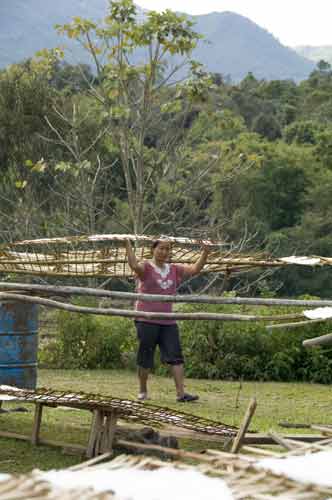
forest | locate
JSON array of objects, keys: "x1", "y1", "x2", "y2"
[{"x1": 1, "y1": 0, "x2": 332, "y2": 298}]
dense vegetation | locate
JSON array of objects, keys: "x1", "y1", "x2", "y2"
[
  {"x1": 2, "y1": 0, "x2": 332, "y2": 383},
  {"x1": 1, "y1": 35, "x2": 332, "y2": 295},
  {"x1": 41, "y1": 304, "x2": 332, "y2": 383}
]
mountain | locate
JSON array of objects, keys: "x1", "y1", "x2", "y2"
[
  {"x1": 294, "y1": 45, "x2": 332, "y2": 66},
  {"x1": 0, "y1": 2, "x2": 315, "y2": 81},
  {"x1": 191, "y1": 12, "x2": 314, "y2": 81},
  {"x1": 0, "y1": 0, "x2": 110, "y2": 69}
]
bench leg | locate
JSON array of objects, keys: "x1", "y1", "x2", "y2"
[
  {"x1": 101, "y1": 411, "x2": 118, "y2": 454},
  {"x1": 31, "y1": 403, "x2": 44, "y2": 446},
  {"x1": 86, "y1": 409, "x2": 118, "y2": 458}
]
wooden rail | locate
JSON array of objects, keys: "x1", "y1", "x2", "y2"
[
  {"x1": 1, "y1": 282, "x2": 332, "y2": 308},
  {"x1": 0, "y1": 291, "x2": 304, "y2": 322}
]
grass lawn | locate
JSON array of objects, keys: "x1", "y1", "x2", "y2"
[{"x1": 0, "y1": 369, "x2": 331, "y2": 474}]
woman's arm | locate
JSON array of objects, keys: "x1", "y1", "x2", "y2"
[
  {"x1": 126, "y1": 239, "x2": 145, "y2": 279},
  {"x1": 183, "y1": 244, "x2": 211, "y2": 277}
]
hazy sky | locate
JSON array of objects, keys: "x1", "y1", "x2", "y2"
[{"x1": 136, "y1": 0, "x2": 332, "y2": 47}]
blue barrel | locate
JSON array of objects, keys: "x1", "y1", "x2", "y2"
[{"x1": 0, "y1": 302, "x2": 38, "y2": 389}]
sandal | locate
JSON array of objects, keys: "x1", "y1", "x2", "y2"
[
  {"x1": 176, "y1": 393, "x2": 199, "y2": 402},
  {"x1": 137, "y1": 392, "x2": 150, "y2": 401}
]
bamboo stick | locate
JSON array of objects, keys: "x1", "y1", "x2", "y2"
[
  {"x1": 0, "y1": 258, "x2": 228, "y2": 266},
  {"x1": 278, "y1": 422, "x2": 311, "y2": 429},
  {"x1": 311, "y1": 425, "x2": 332, "y2": 435},
  {"x1": 231, "y1": 398, "x2": 257, "y2": 453},
  {"x1": 116, "y1": 439, "x2": 251, "y2": 464},
  {"x1": 266, "y1": 318, "x2": 327, "y2": 331},
  {"x1": 268, "y1": 431, "x2": 301, "y2": 451},
  {"x1": 0, "y1": 292, "x2": 304, "y2": 321},
  {"x1": 0, "y1": 429, "x2": 86, "y2": 453},
  {"x1": 303, "y1": 333, "x2": 332, "y2": 347},
  {"x1": 241, "y1": 445, "x2": 280, "y2": 457},
  {"x1": 243, "y1": 434, "x2": 324, "y2": 445},
  {"x1": 1, "y1": 282, "x2": 332, "y2": 308},
  {"x1": 69, "y1": 452, "x2": 113, "y2": 471}
]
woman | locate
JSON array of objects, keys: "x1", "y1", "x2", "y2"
[{"x1": 126, "y1": 238, "x2": 210, "y2": 402}]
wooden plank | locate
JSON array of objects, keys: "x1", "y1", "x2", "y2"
[
  {"x1": 86, "y1": 409, "x2": 104, "y2": 458},
  {"x1": 231, "y1": 397, "x2": 257, "y2": 453},
  {"x1": 96, "y1": 411, "x2": 105, "y2": 456},
  {"x1": 158, "y1": 425, "x2": 233, "y2": 444},
  {"x1": 31, "y1": 403, "x2": 43, "y2": 445},
  {"x1": 268, "y1": 431, "x2": 302, "y2": 451},
  {"x1": 117, "y1": 439, "x2": 232, "y2": 463},
  {"x1": 243, "y1": 434, "x2": 325, "y2": 445},
  {"x1": 279, "y1": 422, "x2": 311, "y2": 429},
  {"x1": 101, "y1": 411, "x2": 118, "y2": 454},
  {"x1": 0, "y1": 430, "x2": 86, "y2": 453},
  {"x1": 0, "y1": 430, "x2": 30, "y2": 441}
]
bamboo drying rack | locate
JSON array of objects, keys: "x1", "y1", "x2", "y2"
[{"x1": 1, "y1": 233, "x2": 331, "y2": 278}]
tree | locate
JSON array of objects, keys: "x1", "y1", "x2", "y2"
[
  {"x1": 252, "y1": 113, "x2": 282, "y2": 141},
  {"x1": 0, "y1": 59, "x2": 59, "y2": 174},
  {"x1": 317, "y1": 59, "x2": 332, "y2": 73},
  {"x1": 52, "y1": 0, "x2": 214, "y2": 235},
  {"x1": 283, "y1": 121, "x2": 319, "y2": 145}
]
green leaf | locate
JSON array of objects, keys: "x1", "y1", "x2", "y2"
[
  {"x1": 55, "y1": 161, "x2": 72, "y2": 173},
  {"x1": 15, "y1": 180, "x2": 27, "y2": 189}
]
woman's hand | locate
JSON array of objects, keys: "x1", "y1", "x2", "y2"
[
  {"x1": 126, "y1": 239, "x2": 145, "y2": 279},
  {"x1": 183, "y1": 241, "x2": 211, "y2": 277},
  {"x1": 201, "y1": 242, "x2": 212, "y2": 255}
]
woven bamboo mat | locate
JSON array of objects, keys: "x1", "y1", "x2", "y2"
[
  {"x1": 0, "y1": 233, "x2": 301, "y2": 278},
  {"x1": 0, "y1": 386, "x2": 237, "y2": 437},
  {"x1": 1, "y1": 451, "x2": 331, "y2": 500}
]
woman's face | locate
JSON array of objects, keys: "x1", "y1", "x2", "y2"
[{"x1": 152, "y1": 241, "x2": 171, "y2": 263}]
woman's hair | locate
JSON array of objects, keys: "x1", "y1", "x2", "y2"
[
  {"x1": 151, "y1": 239, "x2": 171, "y2": 250},
  {"x1": 152, "y1": 240, "x2": 161, "y2": 250}
]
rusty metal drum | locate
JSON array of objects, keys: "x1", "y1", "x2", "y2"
[{"x1": 0, "y1": 302, "x2": 38, "y2": 389}]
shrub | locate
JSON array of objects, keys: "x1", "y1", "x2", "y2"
[
  {"x1": 40, "y1": 307, "x2": 136, "y2": 370},
  {"x1": 178, "y1": 302, "x2": 332, "y2": 383},
  {"x1": 40, "y1": 297, "x2": 332, "y2": 384}
]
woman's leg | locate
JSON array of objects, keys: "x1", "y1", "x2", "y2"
[
  {"x1": 138, "y1": 366, "x2": 150, "y2": 394},
  {"x1": 170, "y1": 363, "x2": 185, "y2": 398},
  {"x1": 160, "y1": 324, "x2": 198, "y2": 402},
  {"x1": 135, "y1": 321, "x2": 159, "y2": 399}
]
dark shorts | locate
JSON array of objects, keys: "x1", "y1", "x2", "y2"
[{"x1": 135, "y1": 321, "x2": 184, "y2": 369}]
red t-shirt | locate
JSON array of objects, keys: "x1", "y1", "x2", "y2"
[{"x1": 135, "y1": 261, "x2": 185, "y2": 325}]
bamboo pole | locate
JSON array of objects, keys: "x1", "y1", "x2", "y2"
[
  {"x1": 116, "y1": 439, "x2": 252, "y2": 464},
  {"x1": 1, "y1": 282, "x2": 332, "y2": 308},
  {"x1": 311, "y1": 425, "x2": 332, "y2": 435},
  {"x1": 303, "y1": 333, "x2": 332, "y2": 347},
  {"x1": 69, "y1": 452, "x2": 113, "y2": 471},
  {"x1": 0, "y1": 292, "x2": 303, "y2": 322},
  {"x1": 278, "y1": 422, "x2": 311, "y2": 429},
  {"x1": 268, "y1": 431, "x2": 301, "y2": 451},
  {"x1": 241, "y1": 445, "x2": 280, "y2": 457},
  {"x1": 0, "y1": 258, "x2": 229, "y2": 266},
  {"x1": 266, "y1": 318, "x2": 327, "y2": 331},
  {"x1": 231, "y1": 398, "x2": 257, "y2": 453}
]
